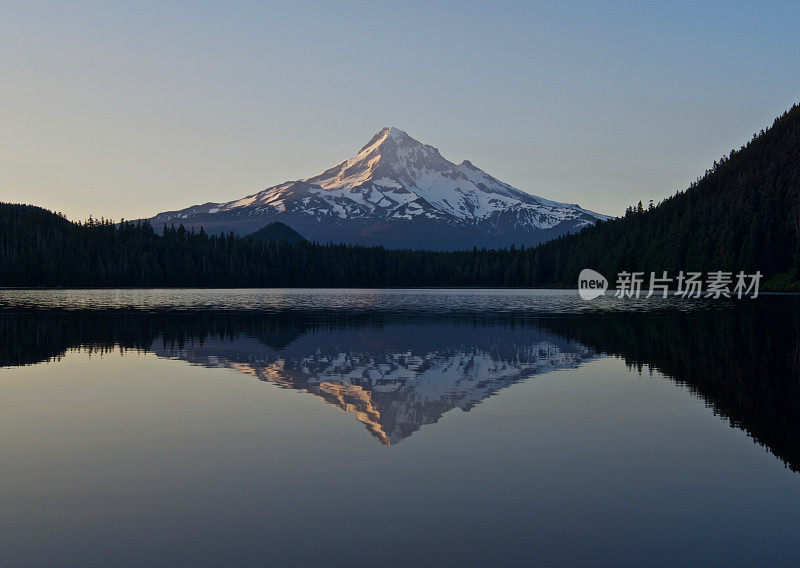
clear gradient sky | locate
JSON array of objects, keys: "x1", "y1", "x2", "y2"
[{"x1": 2, "y1": 0, "x2": 798, "y2": 221}]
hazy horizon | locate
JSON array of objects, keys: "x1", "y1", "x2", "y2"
[{"x1": 2, "y1": 1, "x2": 798, "y2": 221}]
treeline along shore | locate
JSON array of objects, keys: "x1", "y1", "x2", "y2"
[{"x1": 2, "y1": 103, "x2": 799, "y2": 289}]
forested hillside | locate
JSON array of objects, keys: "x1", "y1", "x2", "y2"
[
  {"x1": 528, "y1": 103, "x2": 800, "y2": 288},
  {"x1": 1, "y1": 103, "x2": 798, "y2": 289},
  {"x1": 250, "y1": 222, "x2": 306, "y2": 245}
]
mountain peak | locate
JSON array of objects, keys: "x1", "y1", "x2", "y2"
[
  {"x1": 148, "y1": 126, "x2": 611, "y2": 249},
  {"x1": 358, "y1": 126, "x2": 414, "y2": 153},
  {"x1": 381, "y1": 126, "x2": 408, "y2": 139},
  {"x1": 307, "y1": 126, "x2": 445, "y2": 191}
]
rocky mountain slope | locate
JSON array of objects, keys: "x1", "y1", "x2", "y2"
[{"x1": 147, "y1": 127, "x2": 609, "y2": 249}]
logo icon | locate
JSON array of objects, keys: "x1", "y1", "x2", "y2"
[{"x1": 578, "y1": 269, "x2": 608, "y2": 300}]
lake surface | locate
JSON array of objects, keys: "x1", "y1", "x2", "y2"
[{"x1": 2, "y1": 289, "x2": 799, "y2": 567}]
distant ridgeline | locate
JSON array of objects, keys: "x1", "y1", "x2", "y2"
[{"x1": 1, "y1": 103, "x2": 799, "y2": 288}]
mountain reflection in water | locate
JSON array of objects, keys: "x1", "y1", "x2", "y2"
[
  {"x1": 154, "y1": 325, "x2": 596, "y2": 445},
  {"x1": 2, "y1": 298, "x2": 799, "y2": 467}
]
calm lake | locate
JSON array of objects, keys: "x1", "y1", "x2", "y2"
[{"x1": 2, "y1": 289, "x2": 799, "y2": 567}]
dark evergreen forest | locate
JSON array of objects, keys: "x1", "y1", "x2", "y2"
[{"x1": 531, "y1": 103, "x2": 800, "y2": 288}]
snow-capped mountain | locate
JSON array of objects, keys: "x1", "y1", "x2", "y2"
[{"x1": 147, "y1": 127, "x2": 611, "y2": 249}]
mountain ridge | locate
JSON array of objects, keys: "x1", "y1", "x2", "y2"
[{"x1": 147, "y1": 127, "x2": 610, "y2": 249}]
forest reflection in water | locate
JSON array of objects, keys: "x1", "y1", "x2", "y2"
[{"x1": 2, "y1": 297, "x2": 799, "y2": 469}]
